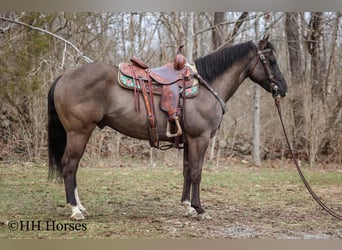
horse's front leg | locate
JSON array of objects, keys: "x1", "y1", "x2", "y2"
[
  {"x1": 183, "y1": 135, "x2": 211, "y2": 219},
  {"x1": 181, "y1": 144, "x2": 196, "y2": 216}
]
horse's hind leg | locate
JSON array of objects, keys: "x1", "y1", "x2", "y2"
[
  {"x1": 62, "y1": 129, "x2": 93, "y2": 220},
  {"x1": 74, "y1": 187, "x2": 89, "y2": 216}
]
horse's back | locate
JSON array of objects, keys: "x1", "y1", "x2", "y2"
[{"x1": 57, "y1": 62, "x2": 117, "y2": 94}]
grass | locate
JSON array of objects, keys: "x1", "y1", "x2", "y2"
[{"x1": 0, "y1": 160, "x2": 341, "y2": 239}]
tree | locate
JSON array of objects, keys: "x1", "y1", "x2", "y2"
[
  {"x1": 285, "y1": 12, "x2": 307, "y2": 153},
  {"x1": 252, "y1": 14, "x2": 261, "y2": 166},
  {"x1": 212, "y1": 12, "x2": 225, "y2": 50},
  {"x1": 1, "y1": 12, "x2": 341, "y2": 166},
  {"x1": 185, "y1": 12, "x2": 194, "y2": 62},
  {"x1": 308, "y1": 12, "x2": 324, "y2": 101}
]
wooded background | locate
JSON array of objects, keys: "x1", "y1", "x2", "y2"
[{"x1": 0, "y1": 12, "x2": 341, "y2": 167}]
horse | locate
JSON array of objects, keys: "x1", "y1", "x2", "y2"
[{"x1": 48, "y1": 35, "x2": 287, "y2": 220}]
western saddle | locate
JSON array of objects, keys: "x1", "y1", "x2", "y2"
[{"x1": 118, "y1": 46, "x2": 197, "y2": 148}]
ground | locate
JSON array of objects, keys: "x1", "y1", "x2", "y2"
[{"x1": 0, "y1": 158, "x2": 341, "y2": 239}]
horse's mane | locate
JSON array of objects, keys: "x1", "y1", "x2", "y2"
[{"x1": 194, "y1": 41, "x2": 256, "y2": 82}]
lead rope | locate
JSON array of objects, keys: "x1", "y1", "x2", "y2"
[{"x1": 275, "y1": 97, "x2": 342, "y2": 220}]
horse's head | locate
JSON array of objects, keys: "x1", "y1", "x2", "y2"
[{"x1": 248, "y1": 35, "x2": 288, "y2": 98}]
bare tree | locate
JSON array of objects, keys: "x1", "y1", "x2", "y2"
[
  {"x1": 308, "y1": 12, "x2": 324, "y2": 101},
  {"x1": 252, "y1": 14, "x2": 261, "y2": 166},
  {"x1": 285, "y1": 12, "x2": 307, "y2": 153},
  {"x1": 1, "y1": 12, "x2": 341, "y2": 166},
  {"x1": 227, "y1": 12, "x2": 249, "y2": 43},
  {"x1": 185, "y1": 12, "x2": 194, "y2": 62},
  {"x1": 212, "y1": 12, "x2": 225, "y2": 50}
]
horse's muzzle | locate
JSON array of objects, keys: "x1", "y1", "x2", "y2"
[{"x1": 271, "y1": 82, "x2": 287, "y2": 98}]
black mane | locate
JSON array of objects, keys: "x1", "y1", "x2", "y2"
[{"x1": 194, "y1": 41, "x2": 256, "y2": 82}]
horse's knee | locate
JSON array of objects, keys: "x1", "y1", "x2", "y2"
[{"x1": 190, "y1": 168, "x2": 202, "y2": 184}]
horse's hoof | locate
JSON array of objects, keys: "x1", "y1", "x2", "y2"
[
  {"x1": 198, "y1": 212, "x2": 212, "y2": 220},
  {"x1": 184, "y1": 207, "x2": 197, "y2": 217},
  {"x1": 81, "y1": 210, "x2": 90, "y2": 217},
  {"x1": 70, "y1": 212, "x2": 85, "y2": 221},
  {"x1": 182, "y1": 200, "x2": 197, "y2": 217}
]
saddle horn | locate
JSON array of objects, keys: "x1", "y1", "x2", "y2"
[{"x1": 174, "y1": 45, "x2": 186, "y2": 70}]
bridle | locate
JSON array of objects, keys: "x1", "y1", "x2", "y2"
[
  {"x1": 249, "y1": 43, "x2": 280, "y2": 98},
  {"x1": 196, "y1": 42, "x2": 280, "y2": 117}
]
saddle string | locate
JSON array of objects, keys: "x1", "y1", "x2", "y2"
[
  {"x1": 275, "y1": 97, "x2": 342, "y2": 220},
  {"x1": 129, "y1": 64, "x2": 140, "y2": 113}
]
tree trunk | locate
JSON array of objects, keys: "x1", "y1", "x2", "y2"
[
  {"x1": 252, "y1": 15, "x2": 261, "y2": 166},
  {"x1": 324, "y1": 12, "x2": 340, "y2": 101},
  {"x1": 252, "y1": 86, "x2": 261, "y2": 166},
  {"x1": 228, "y1": 12, "x2": 249, "y2": 42},
  {"x1": 212, "y1": 12, "x2": 225, "y2": 50},
  {"x1": 307, "y1": 12, "x2": 325, "y2": 166},
  {"x1": 285, "y1": 12, "x2": 307, "y2": 154},
  {"x1": 209, "y1": 12, "x2": 225, "y2": 161},
  {"x1": 308, "y1": 12, "x2": 324, "y2": 101},
  {"x1": 185, "y1": 12, "x2": 194, "y2": 62},
  {"x1": 319, "y1": 13, "x2": 341, "y2": 161}
]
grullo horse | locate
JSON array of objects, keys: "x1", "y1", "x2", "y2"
[{"x1": 48, "y1": 35, "x2": 287, "y2": 220}]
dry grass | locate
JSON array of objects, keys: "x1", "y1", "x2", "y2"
[{"x1": 0, "y1": 159, "x2": 341, "y2": 239}]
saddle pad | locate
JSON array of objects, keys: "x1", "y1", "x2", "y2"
[{"x1": 118, "y1": 71, "x2": 199, "y2": 98}]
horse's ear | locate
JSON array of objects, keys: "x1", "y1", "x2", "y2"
[
  {"x1": 262, "y1": 33, "x2": 270, "y2": 41},
  {"x1": 259, "y1": 32, "x2": 270, "y2": 49}
]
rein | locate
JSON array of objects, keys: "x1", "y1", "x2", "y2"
[
  {"x1": 195, "y1": 73, "x2": 226, "y2": 115},
  {"x1": 275, "y1": 95, "x2": 342, "y2": 220},
  {"x1": 256, "y1": 42, "x2": 342, "y2": 220}
]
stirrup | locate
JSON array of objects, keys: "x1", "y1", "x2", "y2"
[{"x1": 166, "y1": 117, "x2": 182, "y2": 138}]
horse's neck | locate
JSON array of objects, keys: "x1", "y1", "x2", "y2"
[{"x1": 210, "y1": 56, "x2": 251, "y2": 102}]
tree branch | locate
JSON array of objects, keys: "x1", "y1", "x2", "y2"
[
  {"x1": 0, "y1": 16, "x2": 93, "y2": 63},
  {"x1": 194, "y1": 12, "x2": 265, "y2": 37},
  {"x1": 227, "y1": 12, "x2": 249, "y2": 43}
]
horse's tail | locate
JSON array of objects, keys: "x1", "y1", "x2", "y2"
[{"x1": 48, "y1": 75, "x2": 65, "y2": 181}]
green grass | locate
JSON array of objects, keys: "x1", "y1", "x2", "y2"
[{"x1": 0, "y1": 162, "x2": 341, "y2": 239}]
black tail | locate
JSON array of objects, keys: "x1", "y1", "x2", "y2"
[{"x1": 48, "y1": 75, "x2": 65, "y2": 181}]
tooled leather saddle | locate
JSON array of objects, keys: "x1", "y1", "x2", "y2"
[{"x1": 118, "y1": 46, "x2": 199, "y2": 148}]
